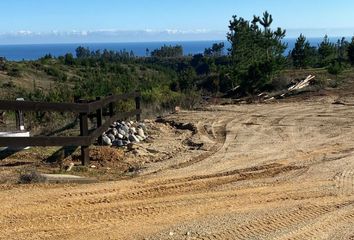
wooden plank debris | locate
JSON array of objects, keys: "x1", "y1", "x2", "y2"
[{"x1": 288, "y1": 75, "x2": 316, "y2": 91}]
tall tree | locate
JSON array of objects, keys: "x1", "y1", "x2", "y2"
[
  {"x1": 336, "y1": 37, "x2": 349, "y2": 63},
  {"x1": 178, "y1": 67, "x2": 197, "y2": 91},
  {"x1": 318, "y1": 35, "x2": 336, "y2": 67},
  {"x1": 204, "y1": 43, "x2": 225, "y2": 57},
  {"x1": 291, "y1": 34, "x2": 317, "y2": 68},
  {"x1": 75, "y1": 46, "x2": 90, "y2": 59},
  {"x1": 258, "y1": 11, "x2": 273, "y2": 31},
  {"x1": 227, "y1": 11, "x2": 286, "y2": 93},
  {"x1": 151, "y1": 45, "x2": 183, "y2": 58},
  {"x1": 347, "y1": 37, "x2": 354, "y2": 65},
  {"x1": 64, "y1": 53, "x2": 75, "y2": 65}
]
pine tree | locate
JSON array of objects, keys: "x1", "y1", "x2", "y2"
[
  {"x1": 204, "y1": 43, "x2": 225, "y2": 57},
  {"x1": 318, "y1": 35, "x2": 336, "y2": 67},
  {"x1": 336, "y1": 37, "x2": 349, "y2": 63},
  {"x1": 291, "y1": 34, "x2": 316, "y2": 68},
  {"x1": 227, "y1": 11, "x2": 286, "y2": 93},
  {"x1": 348, "y1": 37, "x2": 354, "y2": 65}
]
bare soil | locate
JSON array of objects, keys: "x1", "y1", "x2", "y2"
[{"x1": 1, "y1": 90, "x2": 354, "y2": 239}]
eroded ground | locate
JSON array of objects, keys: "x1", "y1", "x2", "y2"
[{"x1": 1, "y1": 95, "x2": 354, "y2": 239}]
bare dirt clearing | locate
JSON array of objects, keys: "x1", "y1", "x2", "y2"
[{"x1": 1, "y1": 95, "x2": 354, "y2": 239}]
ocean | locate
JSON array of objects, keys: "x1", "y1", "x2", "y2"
[{"x1": 0, "y1": 37, "x2": 343, "y2": 61}]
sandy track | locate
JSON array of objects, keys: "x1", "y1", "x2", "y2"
[{"x1": 1, "y1": 100, "x2": 354, "y2": 239}]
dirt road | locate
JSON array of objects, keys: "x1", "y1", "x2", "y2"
[{"x1": 1, "y1": 98, "x2": 354, "y2": 239}]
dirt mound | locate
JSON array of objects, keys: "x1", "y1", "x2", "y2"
[
  {"x1": 64, "y1": 146, "x2": 129, "y2": 171},
  {"x1": 89, "y1": 146, "x2": 125, "y2": 167}
]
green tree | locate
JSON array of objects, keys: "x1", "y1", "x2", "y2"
[
  {"x1": 0, "y1": 57, "x2": 7, "y2": 71},
  {"x1": 178, "y1": 67, "x2": 197, "y2": 91},
  {"x1": 348, "y1": 37, "x2": 354, "y2": 65},
  {"x1": 64, "y1": 53, "x2": 75, "y2": 65},
  {"x1": 151, "y1": 45, "x2": 183, "y2": 58},
  {"x1": 318, "y1": 35, "x2": 336, "y2": 67},
  {"x1": 327, "y1": 61, "x2": 344, "y2": 76},
  {"x1": 200, "y1": 74, "x2": 220, "y2": 93},
  {"x1": 291, "y1": 34, "x2": 317, "y2": 68},
  {"x1": 204, "y1": 43, "x2": 225, "y2": 57},
  {"x1": 75, "y1": 46, "x2": 91, "y2": 58},
  {"x1": 191, "y1": 54, "x2": 211, "y2": 75},
  {"x1": 227, "y1": 11, "x2": 286, "y2": 93},
  {"x1": 336, "y1": 37, "x2": 349, "y2": 64},
  {"x1": 256, "y1": 11, "x2": 273, "y2": 31}
]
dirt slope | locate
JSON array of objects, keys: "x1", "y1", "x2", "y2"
[{"x1": 1, "y1": 97, "x2": 354, "y2": 239}]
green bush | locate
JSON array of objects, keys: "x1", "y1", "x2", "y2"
[
  {"x1": 327, "y1": 61, "x2": 344, "y2": 75},
  {"x1": 44, "y1": 66, "x2": 67, "y2": 81},
  {"x1": 7, "y1": 68, "x2": 22, "y2": 77},
  {"x1": 2, "y1": 80, "x2": 15, "y2": 88}
]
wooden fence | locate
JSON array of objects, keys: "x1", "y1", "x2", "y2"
[{"x1": 0, "y1": 91, "x2": 141, "y2": 166}]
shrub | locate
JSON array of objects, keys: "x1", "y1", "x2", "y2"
[
  {"x1": 2, "y1": 80, "x2": 15, "y2": 88},
  {"x1": 327, "y1": 61, "x2": 344, "y2": 75},
  {"x1": 7, "y1": 68, "x2": 21, "y2": 77},
  {"x1": 45, "y1": 66, "x2": 67, "y2": 81},
  {"x1": 64, "y1": 53, "x2": 75, "y2": 65}
]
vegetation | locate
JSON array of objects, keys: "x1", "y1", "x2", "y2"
[
  {"x1": 151, "y1": 45, "x2": 183, "y2": 58},
  {"x1": 204, "y1": 43, "x2": 225, "y2": 57},
  {"x1": 1, "y1": 11, "x2": 354, "y2": 112},
  {"x1": 227, "y1": 11, "x2": 287, "y2": 94},
  {"x1": 348, "y1": 37, "x2": 354, "y2": 65},
  {"x1": 291, "y1": 34, "x2": 317, "y2": 69},
  {"x1": 318, "y1": 35, "x2": 337, "y2": 67}
]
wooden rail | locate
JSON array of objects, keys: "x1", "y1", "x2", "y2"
[{"x1": 0, "y1": 91, "x2": 142, "y2": 166}]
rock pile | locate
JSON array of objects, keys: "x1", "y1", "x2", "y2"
[{"x1": 101, "y1": 121, "x2": 148, "y2": 147}]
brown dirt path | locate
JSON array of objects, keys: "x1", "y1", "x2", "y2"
[{"x1": 1, "y1": 99, "x2": 354, "y2": 239}]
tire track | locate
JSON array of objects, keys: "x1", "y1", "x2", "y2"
[
  {"x1": 2, "y1": 186, "x2": 337, "y2": 240},
  {"x1": 55, "y1": 162, "x2": 286, "y2": 201},
  {"x1": 51, "y1": 164, "x2": 304, "y2": 207},
  {"x1": 3, "y1": 102, "x2": 354, "y2": 239},
  {"x1": 168, "y1": 118, "x2": 230, "y2": 170},
  {"x1": 276, "y1": 202, "x2": 354, "y2": 240},
  {"x1": 335, "y1": 169, "x2": 354, "y2": 196},
  {"x1": 195, "y1": 201, "x2": 354, "y2": 240},
  {"x1": 141, "y1": 117, "x2": 231, "y2": 175}
]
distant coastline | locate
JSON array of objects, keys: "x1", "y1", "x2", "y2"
[{"x1": 0, "y1": 37, "x2": 350, "y2": 61}]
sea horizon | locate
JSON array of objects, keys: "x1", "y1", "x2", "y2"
[{"x1": 0, "y1": 37, "x2": 350, "y2": 61}]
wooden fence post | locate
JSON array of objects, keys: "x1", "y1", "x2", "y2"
[
  {"x1": 15, "y1": 98, "x2": 25, "y2": 131},
  {"x1": 0, "y1": 92, "x2": 142, "y2": 166},
  {"x1": 96, "y1": 97, "x2": 103, "y2": 145},
  {"x1": 79, "y1": 100, "x2": 90, "y2": 166},
  {"x1": 135, "y1": 92, "x2": 141, "y2": 122},
  {"x1": 108, "y1": 94, "x2": 114, "y2": 117}
]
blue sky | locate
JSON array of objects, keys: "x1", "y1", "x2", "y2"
[{"x1": 1, "y1": 0, "x2": 354, "y2": 44}]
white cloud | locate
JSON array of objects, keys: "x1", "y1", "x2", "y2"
[
  {"x1": 1, "y1": 27, "x2": 353, "y2": 44},
  {"x1": 165, "y1": 29, "x2": 179, "y2": 34},
  {"x1": 144, "y1": 29, "x2": 156, "y2": 33},
  {"x1": 0, "y1": 29, "x2": 226, "y2": 44},
  {"x1": 7, "y1": 30, "x2": 33, "y2": 36}
]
